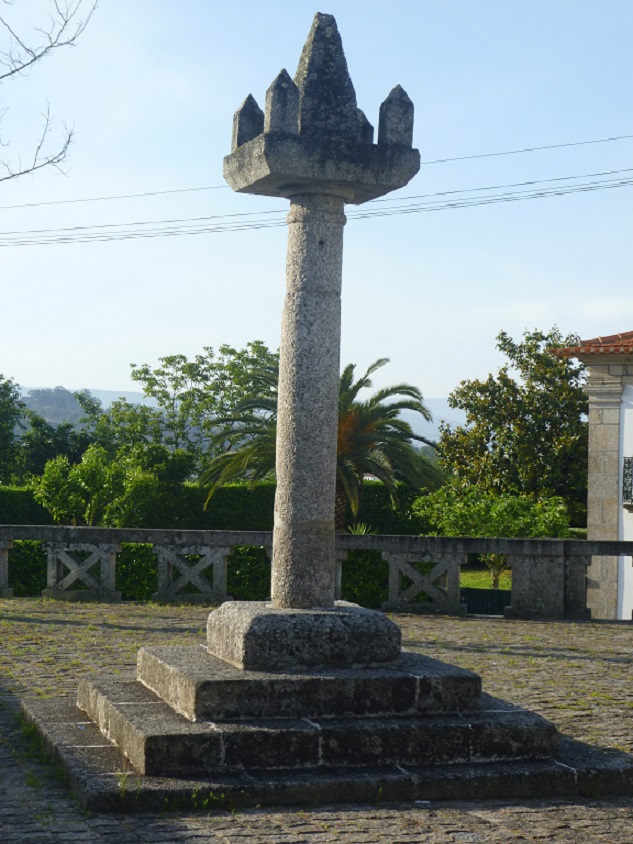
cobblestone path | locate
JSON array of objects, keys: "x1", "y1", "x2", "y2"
[{"x1": 1, "y1": 599, "x2": 631, "y2": 842}]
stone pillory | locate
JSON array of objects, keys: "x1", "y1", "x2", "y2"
[
  {"x1": 224, "y1": 13, "x2": 420, "y2": 617},
  {"x1": 64, "y1": 14, "x2": 574, "y2": 809}
]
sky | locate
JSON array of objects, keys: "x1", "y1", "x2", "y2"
[{"x1": 1, "y1": 0, "x2": 632, "y2": 408}]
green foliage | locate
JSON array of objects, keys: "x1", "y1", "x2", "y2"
[
  {"x1": 227, "y1": 547, "x2": 271, "y2": 601},
  {"x1": 340, "y1": 550, "x2": 389, "y2": 608},
  {"x1": 32, "y1": 444, "x2": 126, "y2": 525},
  {"x1": 0, "y1": 374, "x2": 25, "y2": 482},
  {"x1": 413, "y1": 485, "x2": 571, "y2": 587},
  {"x1": 412, "y1": 485, "x2": 571, "y2": 539},
  {"x1": 201, "y1": 482, "x2": 275, "y2": 531},
  {"x1": 438, "y1": 328, "x2": 588, "y2": 525},
  {"x1": 116, "y1": 544, "x2": 158, "y2": 601},
  {"x1": 17, "y1": 412, "x2": 93, "y2": 478},
  {"x1": 460, "y1": 565, "x2": 512, "y2": 590},
  {"x1": 335, "y1": 359, "x2": 442, "y2": 525},
  {"x1": 127, "y1": 341, "x2": 279, "y2": 468},
  {"x1": 7, "y1": 541, "x2": 47, "y2": 596},
  {"x1": 201, "y1": 357, "x2": 441, "y2": 529},
  {"x1": 0, "y1": 486, "x2": 53, "y2": 524},
  {"x1": 359, "y1": 482, "x2": 427, "y2": 535}
]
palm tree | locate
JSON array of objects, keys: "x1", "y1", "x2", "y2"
[{"x1": 199, "y1": 359, "x2": 442, "y2": 529}]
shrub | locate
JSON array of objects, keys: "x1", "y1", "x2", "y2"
[
  {"x1": 116, "y1": 544, "x2": 158, "y2": 601},
  {"x1": 8, "y1": 541, "x2": 47, "y2": 596}
]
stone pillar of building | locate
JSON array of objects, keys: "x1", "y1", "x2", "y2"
[
  {"x1": 555, "y1": 333, "x2": 633, "y2": 619},
  {"x1": 585, "y1": 365, "x2": 622, "y2": 618},
  {"x1": 207, "y1": 12, "x2": 420, "y2": 666}
]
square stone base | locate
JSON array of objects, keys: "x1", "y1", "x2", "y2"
[{"x1": 206, "y1": 601, "x2": 401, "y2": 670}]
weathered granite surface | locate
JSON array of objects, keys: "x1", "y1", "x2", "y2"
[
  {"x1": 137, "y1": 645, "x2": 482, "y2": 721},
  {"x1": 224, "y1": 13, "x2": 420, "y2": 610},
  {"x1": 2, "y1": 600, "x2": 633, "y2": 840},
  {"x1": 206, "y1": 601, "x2": 402, "y2": 670}
]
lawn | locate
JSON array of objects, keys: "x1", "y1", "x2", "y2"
[{"x1": 460, "y1": 565, "x2": 511, "y2": 590}]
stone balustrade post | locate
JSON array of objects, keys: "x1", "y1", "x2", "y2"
[{"x1": 0, "y1": 539, "x2": 13, "y2": 598}]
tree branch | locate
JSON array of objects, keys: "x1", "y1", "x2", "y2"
[
  {"x1": 0, "y1": 1, "x2": 96, "y2": 182},
  {"x1": 0, "y1": 1, "x2": 97, "y2": 82},
  {"x1": 0, "y1": 103, "x2": 74, "y2": 182}
]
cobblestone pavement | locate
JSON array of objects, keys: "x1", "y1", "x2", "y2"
[{"x1": 1, "y1": 599, "x2": 632, "y2": 843}]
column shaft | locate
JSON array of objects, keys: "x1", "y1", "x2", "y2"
[{"x1": 272, "y1": 193, "x2": 346, "y2": 608}]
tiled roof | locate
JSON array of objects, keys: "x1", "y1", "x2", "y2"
[{"x1": 553, "y1": 331, "x2": 633, "y2": 357}]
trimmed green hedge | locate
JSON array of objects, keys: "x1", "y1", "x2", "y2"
[
  {"x1": 0, "y1": 487, "x2": 53, "y2": 525},
  {"x1": 7, "y1": 541, "x2": 47, "y2": 596},
  {"x1": 0, "y1": 480, "x2": 422, "y2": 534},
  {"x1": 2, "y1": 479, "x2": 416, "y2": 607}
]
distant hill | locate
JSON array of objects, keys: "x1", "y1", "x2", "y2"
[
  {"x1": 83, "y1": 389, "x2": 156, "y2": 407},
  {"x1": 20, "y1": 388, "x2": 465, "y2": 440},
  {"x1": 20, "y1": 387, "x2": 156, "y2": 426},
  {"x1": 21, "y1": 387, "x2": 86, "y2": 426}
]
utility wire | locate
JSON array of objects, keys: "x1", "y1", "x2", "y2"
[
  {"x1": 1, "y1": 175, "x2": 630, "y2": 247},
  {"x1": 1, "y1": 168, "x2": 631, "y2": 239},
  {"x1": 421, "y1": 133, "x2": 633, "y2": 164},
  {"x1": 0, "y1": 132, "x2": 631, "y2": 211}
]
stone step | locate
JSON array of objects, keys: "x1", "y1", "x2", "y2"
[
  {"x1": 23, "y1": 696, "x2": 633, "y2": 812},
  {"x1": 78, "y1": 676, "x2": 558, "y2": 778},
  {"x1": 137, "y1": 645, "x2": 482, "y2": 722}
]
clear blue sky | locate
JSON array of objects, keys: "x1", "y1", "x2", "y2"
[{"x1": 1, "y1": 0, "x2": 631, "y2": 402}]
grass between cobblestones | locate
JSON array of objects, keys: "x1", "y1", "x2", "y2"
[
  {"x1": 0, "y1": 598, "x2": 631, "y2": 754},
  {"x1": 1, "y1": 599, "x2": 633, "y2": 842}
]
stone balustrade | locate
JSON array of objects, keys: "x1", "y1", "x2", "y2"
[{"x1": 1, "y1": 525, "x2": 632, "y2": 620}]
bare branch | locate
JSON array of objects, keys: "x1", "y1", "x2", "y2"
[
  {"x1": 0, "y1": 103, "x2": 74, "y2": 183},
  {"x1": 0, "y1": 0, "x2": 97, "y2": 82},
  {"x1": 0, "y1": 1, "x2": 95, "y2": 182}
]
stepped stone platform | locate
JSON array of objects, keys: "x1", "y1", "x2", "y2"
[
  {"x1": 16, "y1": 603, "x2": 633, "y2": 812},
  {"x1": 18, "y1": 600, "x2": 584, "y2": 811}
]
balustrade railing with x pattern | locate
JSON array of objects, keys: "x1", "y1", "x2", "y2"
[{"x1": 1, "y1": 526, "x2": 632, "y2": 620}]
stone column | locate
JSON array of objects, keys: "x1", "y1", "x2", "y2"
[
  {"x1": 273, "y1": 194, "x2": 346, "y2": 608},
  {"x1": 585, "y1": 367, "x2": 623, "y2": 618},
  {"x1": 210, "y1": 12, "x2": 419, "y2": 670}
]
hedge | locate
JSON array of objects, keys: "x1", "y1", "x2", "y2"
[
  {"x1": 2, "y1": 479, "x2": 418, "y2": 607},
  {"x1": 0, "y1": 487, "x2": 53, "y2": 525},
  {"x1": 0, "y1": 480, "x2": 422, "y2": 534}
]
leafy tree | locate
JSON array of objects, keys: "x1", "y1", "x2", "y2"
[
  {"x1": 92, "y1": 400, "x2": 167, "y2": 456},
  {"x1": 0, "y1": 374, "x2": 24, "y2": 482},
  {"x1": 438, "y1": 328, "x2": 588, "y2": 525},
  {"x1": 17, "y1": 411, "x2": 93, "y2": 477},
  {"x1": 32, "y1": 444, "x2": 125, "y2": 525},
  {"x1": 31, "y1": 440, "x2": 197, "y2": 528},
  {"x1": 412, "y1": 485, "x2": 571, "y2": 587},
  {"x1": 103, "y1": 445, "x2": 197, "y2": 528},
  {"x1": 0, "y1": 1, "x2": 97, "y2": 182},
  {"x1": 127, "y1": 341, "x2": 279, "y2": 469},
  {"x1": 200, "y1": 358, "x2": 442, "y2": 529}
]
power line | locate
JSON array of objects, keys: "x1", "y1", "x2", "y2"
[
  {"x1": 0, "y1": 168, "x2": 629, "y2": 239},
  {"x1": 0, "y1": 184, "x2": 227, "y2": 211},
  {"x1": 0, "y1": 132, "x2": 631, "y2": 211},
  {"x1": 421, "y1": 133, "x2": 633, "y2": 164},
  {"x1": 1, "y1": 174, "x2": 630, "y2": 247}
]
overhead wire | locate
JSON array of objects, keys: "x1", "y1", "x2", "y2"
[
  {"x1": 5, "y1": 167, "x2": 631, "y2": 240},
  {"x1": 1, "y1": 171, "x2": 631, "y2": 247}
]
